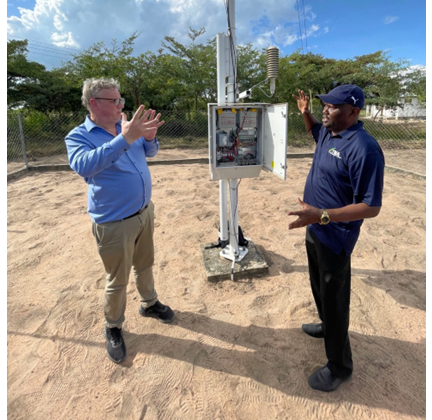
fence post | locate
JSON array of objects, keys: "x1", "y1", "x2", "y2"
[
  {"x1": 17, "y1": 113, "x2": 29, "y2": 169},
  {"x1": 309, "y1": 90, "x2": 313, "y2": 113}
]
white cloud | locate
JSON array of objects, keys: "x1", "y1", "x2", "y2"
[
  {"x1": 384, "y1": 15, "x2": 399, "y2": 24},
  {"x1": 306, "y1": 24, "x2": 319, "y2": 37},
  {"x1": 7, "y1": 0, "x2": 322, "y2": 68},
  {"x1": 51, "y1": 31, "x2": 79, "y2": 48}
]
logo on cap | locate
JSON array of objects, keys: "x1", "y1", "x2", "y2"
[{"x1": 315, "y1": 84, "x2": 365, "y2": 110}]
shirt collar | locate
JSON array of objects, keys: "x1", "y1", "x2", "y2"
[
  {"x1": 328, "y1": 121, "x2": 364, "y2": 140},
  {"x1": 84, "y1": 115, "x2": 122, "y2": 132},
  {"x1": 84, "y1": 115, "x2": 98, "y2": 132}
]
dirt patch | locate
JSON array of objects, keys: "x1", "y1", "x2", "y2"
[{"x1": 7, "y1": 158, "x2": 425, "y2": 419}]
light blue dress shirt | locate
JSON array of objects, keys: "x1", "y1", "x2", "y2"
[{"x1": 65, "y1": 116, "x2": 159, "y2": 223}]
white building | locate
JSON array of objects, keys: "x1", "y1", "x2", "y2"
[{"x1": 365, "y1": 96, "x2": 426, "y2": 119}]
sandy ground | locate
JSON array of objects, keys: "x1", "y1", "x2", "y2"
[
  {"x1": 7, "y1": 147, "x2": 427, "y2": 178},
  {"x1": 7, "y1": 154, "x2": 426, "y2": 419}
]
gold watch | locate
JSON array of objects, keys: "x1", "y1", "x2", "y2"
[{"x1": 319, "y1": 209, "x2": 330, "y2": 225}]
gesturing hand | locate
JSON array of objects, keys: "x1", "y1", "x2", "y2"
[
  {"x1": 287, "y1": 198, "x2": 321, "y2": 229},
  {"x1": 121, "y1": 105, "x2": 165, "y2": 144},
  {"x1": 292, "y1": 90, "x2": 309, "y2": 114}
]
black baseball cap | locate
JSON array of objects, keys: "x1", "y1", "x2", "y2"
[{"x1": 315, "y1": 84, "x2": 365, "y2": 110}]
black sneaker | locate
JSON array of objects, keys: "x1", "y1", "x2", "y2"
[
  {"x1": 139, "y1": 301, "x2": 175, "y2": 323},
  {"x1": 104, "y1": 327, "x2": 126, "y2": 363}
]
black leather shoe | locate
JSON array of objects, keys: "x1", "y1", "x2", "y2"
[
  {"x1": 302, "y1": 322, "x2": 324, "y2": 338},
  {"x1": 308, "y1": 366, "x2": 351, "y2": 392},
  {"x1": 139, "y1": 301, "x2": 175, "y2": 323},
  {"x1": 104, "y1": 327, "x2": 126, "y2": 363}
]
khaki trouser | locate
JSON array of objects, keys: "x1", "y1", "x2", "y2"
[{"x1": 92, "y1": 201, "x2": 158, "y2": 329}]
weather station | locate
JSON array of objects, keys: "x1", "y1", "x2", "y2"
[{"x1": 201, "y1": 0, "x2": 289, "y2": 281}]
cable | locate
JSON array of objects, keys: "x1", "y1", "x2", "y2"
[
  {"x1": 224, "y1": 0, "x2": 237, "y2": 102},
  {"x1": 303, "y1": 0, "x2": 309, "y2": 53},
  {"x1": 8, "y1": 41, "x2": 74, "y2": 56},
  {"x1": 259, "y1": 87, "x2": 273, "y2": 98},
  {"x1": 7, "y1": 35, "x2": 80, "y2": 53},
  {"x1": 7, "y1": 36, "x2": 77, "y2": 61},
  {"x1": 233, "y1": 178, "x2": 241, "y2": 246},
  {"x1": 296, "y1": 0, "x2": 304, "y2": 54},
  {"x1": 26, "y1": 50, "x2": 73, "y2": 60},
  {"x1": 230, "y1": 259, "x2": 235, "y2": 281},
  {"x1": 25, "y1": 45, "x2": 73, "y2": 56},
  {"x1": 233, "y1": 109, "x2": 248, "y2": 155}
]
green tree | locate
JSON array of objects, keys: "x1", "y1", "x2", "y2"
[
  {"x1": 274, "y1": 50, "x2": 415, "y2": 116},
  {"x1": 161, "y1": 28, "x2": 217, "y2": 110},
  {"x1": 61, "y1": 32, "x2": 159, "y2": 110},
  {"x1": 7, "y1": 39, "x2": 46, "y2": 109},
  {"x1": 404, "y1": 67, "x2": 426, "y2": 104}
]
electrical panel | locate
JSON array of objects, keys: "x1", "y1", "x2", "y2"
[{"x1": 208, "y1": 103, "x2": 288, "y2": 181}]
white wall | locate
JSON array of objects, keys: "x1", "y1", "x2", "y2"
[{"x1": 365, "y1": 98, "x2": 426, "y2": 119}]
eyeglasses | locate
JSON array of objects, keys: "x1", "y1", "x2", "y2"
[{"x1": 94, "y1": 97, "x2": 125, "y2": 106}]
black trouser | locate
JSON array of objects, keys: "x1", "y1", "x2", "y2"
[{"x1": 306, "y1": 228, "x2": 353, "y2": 378}]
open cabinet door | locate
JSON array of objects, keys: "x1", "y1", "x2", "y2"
[{"x1": 262, "y1": 103, "x2": 288, "y2": 180}]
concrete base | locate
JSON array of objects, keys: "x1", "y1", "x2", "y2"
[{"x1": 201, "y1": 239, "x2": 269, "y2": 282}]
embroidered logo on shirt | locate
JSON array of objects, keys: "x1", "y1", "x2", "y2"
[{"x1": 328, "y1": 147, "x2": 342, "y2": 159}]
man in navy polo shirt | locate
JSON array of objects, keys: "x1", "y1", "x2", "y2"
[
  {"x1": 288, "y1": 84, "x2": 384, "y2": 392},
  {"x1": 65, "y1": 78, "x2": 175, "y2": 364}
]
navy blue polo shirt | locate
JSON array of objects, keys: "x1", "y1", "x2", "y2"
[{"x1": 304, "y1": 121, "x2": 384, "y2": 255}]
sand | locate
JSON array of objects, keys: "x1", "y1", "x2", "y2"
[{"x1": 7, "y1": 154, "x2": 426, "y2": 419}]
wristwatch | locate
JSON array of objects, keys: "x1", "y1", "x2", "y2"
[{"x1": 319, "y1": 209, "x2": 331, "y2": 225}]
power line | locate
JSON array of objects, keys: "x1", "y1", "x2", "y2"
[
  {"x1": 301, "y1": 0, "x2": 309, "y2": 53},
  {"x1": 27, "y1": 45, "x2": 74, "y2": 57},
  {"x1": 7, "y1": 35, "x2": 81, "y2": 53},
  {"x1": 296, "y1": 0, "x2": 304, "y2": 54},
  {"x1": 26, "y1": 50, "x2": 73, "y2": 61},
  {"x1": 7, "y1": 36, "x2": 78, "y2": 62}
]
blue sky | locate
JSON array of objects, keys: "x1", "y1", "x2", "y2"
[{"x1": 6, "y1": 0, "x2": 426, "y2": 70}]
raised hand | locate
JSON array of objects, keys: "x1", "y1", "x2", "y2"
[
  {"x1": 292, "y1": 90, "x2": 310, "y2": 114},
  {"x1": 121, "y1": 105, "x2": 165, "y2": 144}
]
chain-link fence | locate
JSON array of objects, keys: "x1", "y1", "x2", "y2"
[{"x1": 7, "y1": 109, "x2": 426, "y2": 175}]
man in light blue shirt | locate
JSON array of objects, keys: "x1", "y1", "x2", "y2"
[{"x1": 65, "y1": 78, "x2": 175, "y2": 363}]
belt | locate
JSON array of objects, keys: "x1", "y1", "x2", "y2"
[{"x1": 123, "y1": 204, "x2": 148, "y2": 220}]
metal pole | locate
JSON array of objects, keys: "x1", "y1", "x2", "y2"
[
  {"x1": 228, "y1": 179, "x2": 239, "y2": 256},
  {"x1": 215, "y1": 0, "x2": 247, "y2": 263},
  {"x1": 18, "y1": 113, "x2": 29, "y2": 169},
  {"x1": 226, "y1": 0, "x2": 241, "y2": 259},
  {"x1": 226, "y1": 0, "x2": 236, "y2": 104},
  {"x1": 216, "y1": 33, "x2": 227, "y2": 105},
  {"x1": 216, "y1": 33, "x2": 229, "y2": 244}
]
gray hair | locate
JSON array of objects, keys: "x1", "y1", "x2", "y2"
[{"x1": 81, "y1": 78, "x2": 120, "y2": 111}]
